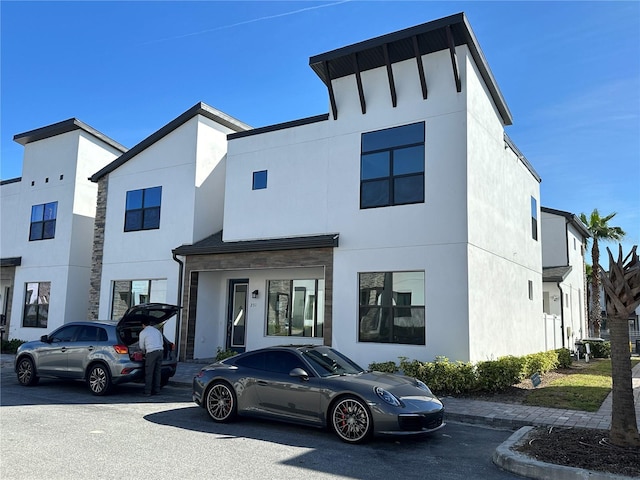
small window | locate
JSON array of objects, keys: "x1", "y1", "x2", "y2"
[
  {"x1": 29, "y1": 202, "x2": 57, "y2": 241},
  {"x1": 23, "y1": 282, "x2": 50, "y2": 328},
  {"x1": 528, "y1": 280, "x2": 534, "y2": 300},
  {"x1": 253, "y1": 170, "x2": 267, "y2": 190},
  {"x1": 531, "y1": 197, "x2": 538, "y2": 241},
  {"x1": 124, "y1": 186, "x2": 162, "y2": 232}
]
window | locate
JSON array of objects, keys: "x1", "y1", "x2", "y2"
[
  {"x1": 528, "y1": 280, "x2": 534, "y2": 300},
  {"x1": 531, "y1": 197, "x2": 538, "y2": 240},
  {"x1": 49, "y1": 325, "x2": 81, "y2": 342},
  {"x1": 23, "y1": 282, "x2": 50, "y2": 328},
  {"x1": 267, "y1": 279, "x2": 324, "y2": 337},
  {"x1": 29, "y1": 202, "x2": 57, "y2": 241},
  {"x1": 253, "y1": 170, "x2": 267, "y2": 190},
  {"x1": 76, "y1": 325, "x2": 108, "y2": 342},
  {"x1": 360, "y1": 122, "x2": 425, "y2": 209},
  {"x1": 359, "y1": 271, "x2": 425, "y2": 345},
  {"x1": 124, "y1": 186, "x2": 162, "y2": 231},
  {"x1": 110, "y1": 279, "x2": 167, "y2": 320}
]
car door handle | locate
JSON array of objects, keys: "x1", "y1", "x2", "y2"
[
  {"x1": 87, "y1": 346, "x2": 94, "y2": 351},
  {"x1": 257, "y1": 380, "x2": 269, "y2": 386},
  {"x1": 60, "y1": 347, "x2": 67, "y2": 352}
]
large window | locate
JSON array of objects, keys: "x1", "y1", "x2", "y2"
[
  {"x1": 29, "y1": 202, "x2": 57, "y2": 241},
  {"x1": 267, "y1": 279, "x2": 324, "y2": 337},
  {"x1": 360, "y1": 122, "x2": 425, "y2": 209},
  {"x1": 124, "y1": 186, "x2": 162, "y2": 232},
  {"x1": 359, "y1": 271, "x2": 425, "y2": 345},
  {"x1": 23, "y1": 282, "x2": 50, "y2": 328},
  {"x1": 110, "y1": 279, "x2": 167, "y2": 319}
]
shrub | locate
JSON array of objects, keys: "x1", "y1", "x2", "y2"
[
  {"x1": 522, "y1": 351, "x2": 558, "y2": 377},
  {"x1": 555, "y1": 348, "x2": 572, "y2": 368},
  {"x1": 215, "y1": 347, "x2": 238, "y2": 361},
  {"x1": 476, "y1": 356, "x2": 524, "y2": 392},
  {"x1": 584, "y1": 340, "x2": 611, "y2": 359},
  {"x1": 1, "y1": 339, "x2": 25, "y2": 354},
  {"x1": 416, "y1": 357, "x2": 476, "y2": 395},
  {"x1": 368, "y1": 361, "x2": 398, "y2": 373}
]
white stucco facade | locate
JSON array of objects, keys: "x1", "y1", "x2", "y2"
[{"x1": 1, "y1": 123, "x2": 124, "y2": 341}]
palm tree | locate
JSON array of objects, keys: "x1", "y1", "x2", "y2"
[
  {"x1": 600, "y1": 245, "x2": 640, "y2": 448},
  {"x1": 579, "y1": 210, "x2": 625, "y2": 337}
]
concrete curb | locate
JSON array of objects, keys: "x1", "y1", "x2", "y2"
[{"x1": 493, "y1": 426, "x2": 637, "y2": 480}]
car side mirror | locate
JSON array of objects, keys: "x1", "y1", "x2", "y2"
[
  {"x1": 40, "y1": 335, "x2": 50, "y2": 343},
  {"x1": 289, "y1": 367, "x2": 309, "y2": 380}
]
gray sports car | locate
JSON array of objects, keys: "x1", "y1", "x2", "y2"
[{"x1": 192, "y1": 345, "x2": 445, "y2": 443}]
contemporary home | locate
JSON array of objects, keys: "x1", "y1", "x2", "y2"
[
  {"x1": 87, "y1": 103, "x2": 250, "y2": 346},
  {"x1": 540, "y1": 207, "x2": 591, "y2": 350},
  {"x1": 1, "y1": 119, "x2": 126, "y2": 342},
  {"x1": 3, "y1": 13, "x2": 561, "y2": 368},
  {"x1": 170, "y1": 13, "x2": 545, "y2": 367}
]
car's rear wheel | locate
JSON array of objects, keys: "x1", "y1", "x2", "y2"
[
  {"x1": 330, "y1": 395, "x2": 373, "y2": 444},
  {"x1": 205, "y1": 381, "x2": 237, "y2": 422},
  {"x1": 87, "y1": 364, "x2": 112, "y2": 396},
  {"x1": 16, "y1": 357, "x2": 39, "y2": 386}
]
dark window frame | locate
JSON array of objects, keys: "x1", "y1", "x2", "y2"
[
  {"x1": 252, "y1": 170, "x2": 268, "y2": 190},
  {"x1": 360, "y1": 122, "x2": 425, "y2": 209},
  {"x1": 29, "y1": 201, "x2": 58, "y2": 241},
  {"x1": 531, "y1": 196, "x2": 538, "y2": 241},
  {"x1": 23, "y1": 281, "x2": 51, "y2": 328},
  {"x1": 124, "y1": 186, "x2": 162, "y2": 232}
]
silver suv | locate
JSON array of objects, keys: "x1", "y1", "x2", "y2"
[{"x1": 14, "y1": 303, "x2": 179, "y2": 395}]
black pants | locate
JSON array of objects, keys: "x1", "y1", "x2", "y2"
[{"x1": 144, "y1": 349, "x2": 163, "y2": 394}]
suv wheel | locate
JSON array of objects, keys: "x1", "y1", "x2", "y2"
[
  {"x1": 87, "y1": 364, "x2": 112, "y2": 396},
  {"x1": 16, "y1": 357, "x2": 39, "y2": 386}
]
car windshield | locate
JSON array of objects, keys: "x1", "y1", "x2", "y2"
[{"x1": 301, "y1": 347, "x2": 365, "y2": 377}]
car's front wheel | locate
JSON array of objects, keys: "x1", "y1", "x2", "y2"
[
  {"x1": 16, "y1": 357, "x2": 39, "y2": 386},
  {"x1": 330, "y1": 395, "x2": 373, "y2": 444},
  {"x1": 87, "y1": 364, "x2": 112, "y2": 396},
  {"x1": 205, "y1": 381, "x2": 237, "y2": 422}
]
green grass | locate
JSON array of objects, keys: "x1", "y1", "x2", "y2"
[{"x1": 524, "y1": 358, "x2": 640, "y2": 412}]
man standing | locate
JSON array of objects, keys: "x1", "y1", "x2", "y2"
[{"x1": 139, "y1": 316, "x2": 164, "y2": 396}]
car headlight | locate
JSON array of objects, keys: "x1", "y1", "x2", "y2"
[
  {"x1": 374, "y1": 386, "x2": 401, "y2": 407},
  {"x1": 415, "y1": 380, "x2": 433, "y2": 395}
]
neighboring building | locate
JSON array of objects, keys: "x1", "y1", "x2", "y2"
[
  {"x1": 172, "y1": 13, "x2": 545, "y2": 367},
  {"x1": 540, "y1": 206, "x2": 591, "y2": 351},
  {"x1": 1, "y1": 119, "x2": 126, "y2": 341},
  {"x1": 87, "y1": 103, "x2": 250, "y2": 344}
]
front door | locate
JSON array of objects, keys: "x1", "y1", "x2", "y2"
[{"x1": 227, "y1": 280, "x2": 248, "y2": 353}]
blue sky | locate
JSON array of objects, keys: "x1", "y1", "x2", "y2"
[{"x1": 1, "y1": 1, "x2": 638, "y2": 259}]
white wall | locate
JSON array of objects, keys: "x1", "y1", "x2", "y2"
[{"x1": 4, "y1": 130, "x2": 119, "y2": 341}]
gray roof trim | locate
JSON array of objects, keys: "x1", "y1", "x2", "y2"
[
  {"x1": 309, "y1": 12, "x2": 513, "y2": 125},
  {"x1": 1, "y1": 257, "x2": 22, "y2": 267},
  {"x1": 173, "y1": 231, "x2": 339, "y2": 256},
  {"x1": 542, "y1": 206, "x2": 591, "y2": 239},
  {"x1": 504, "y1": 134, "x2": 541, "y2": 183},
  {"x1": 90, "y1": 103, "x2": 252, "y2": 182},
  {"x1": 228, "y1": 114, "x2": 329, "y2": 140},
  {"x1": 0, "y1": 177, "x2": 21, "y2": 185},
  {"x1": 543, "y1": 265, "x2": 573, "y2": 282},
  {"x1": 13, "y1": 118, "x2": 127, "y2": 153}
]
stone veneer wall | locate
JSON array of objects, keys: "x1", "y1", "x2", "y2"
[
  {"x1": 87, "y1": 176, "x2": 108, "y2": 320},
  {"x1": 179, "y1": 247, "x2": 334, "y2": 361}
]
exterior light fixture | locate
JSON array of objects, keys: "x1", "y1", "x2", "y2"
[{"x1": 252, "y1": 289, "x2": 259, "y2": 299}]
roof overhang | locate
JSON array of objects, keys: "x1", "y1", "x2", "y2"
[
  {"x1": 14, "y1": 118, "x2": 127, "y2": 153},
  {"x1": 309, "y1": 12, "x2": 512, "y2": 125},
  {"x1": 173, "y1": 231, "x2": 339, "y2": 256},
  {"x1": 543, "y1": 265, "x2": 573, "y2": 283},
  {"x1": 1, "y1": 257, "x2": 22, "y2": 267}
]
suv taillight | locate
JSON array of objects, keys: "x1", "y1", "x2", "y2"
[{"x1": 113, "y1": 345, "x2": 128, "y2": 355}]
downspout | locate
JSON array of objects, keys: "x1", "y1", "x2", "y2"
[
  {"x1": 172, "y1": 252, "x2": 184, "y2": 358},
  {"x1": 557, "y1": 283, "x2": 565, "y2": 348}
]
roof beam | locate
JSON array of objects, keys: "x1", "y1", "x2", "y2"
[
  {"x1": 446, "y1": 25, "x2": 462, "y2": 93},
  {"x1": 412, "y1": 35, "x2": 428, "y2": 99},
  {"x1": 382, "y1": 43, "x2": 397, "y2": 107},
  {"x1": 323, "y1": 61, "x2": 338, "y2": 120},
  {"x1": 351, "y1": 53, "x2": 366, "y2": 114}
]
